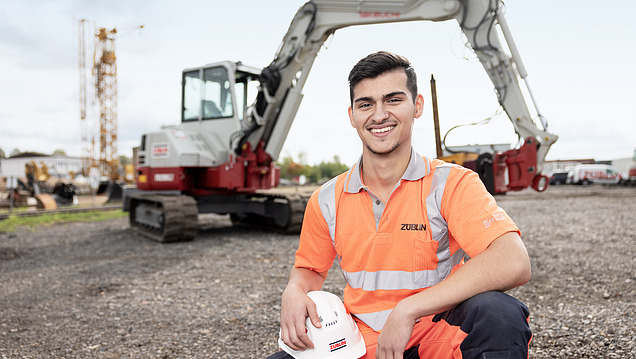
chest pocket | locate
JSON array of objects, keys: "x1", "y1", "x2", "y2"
[
  {"x1": 413, "y1": 233, "x2": 440, "y2": 271},
  {"x1": 405, "y1": 188, "x2": 450, "y2": 287}
]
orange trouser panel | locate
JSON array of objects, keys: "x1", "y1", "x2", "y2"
[{"x1": 357, "y1": 315, "x2": 466, "y2": 359}]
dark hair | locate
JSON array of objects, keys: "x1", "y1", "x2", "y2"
[{"x1": 348, "y1": 51, "x2": 418, "y2": 105}]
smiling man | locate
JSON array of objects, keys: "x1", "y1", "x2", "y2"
[{"x1": 270, "y1": 51, "x2": 533, "y2": 359}]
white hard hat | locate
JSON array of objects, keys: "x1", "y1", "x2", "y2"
[{"x1": 278, "y1": 291, "x2": 366, "y2": 359}]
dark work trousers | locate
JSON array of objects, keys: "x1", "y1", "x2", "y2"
[{"x1": 267, "y1": 291, "x2": 531, "y2": 359}]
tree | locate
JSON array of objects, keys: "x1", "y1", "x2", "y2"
[
  {"x1": 0, "y1": 147, "x2": 5, "y2": 159},
  {"x1": 277, "y1": 155, "x2": 306, "y2": 180},
  {"x1": 119, "y1": 155, "x2": 131, "y2": 166},
  {"x1": 53, "y1": 148, "x2": 67, "y2": 156},
  {"x1": 316, "y1": 155, "x2": 349, "y2": 180},
  {"x1": 277, "y1": 154, "x2": 349, "y2": 184},
  {"x1": 9, "y1": 148, "x2": 21, "y2": 157}
]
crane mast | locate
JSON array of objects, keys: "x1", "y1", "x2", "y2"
[
  {"x1": 77, "y1": 21, "x2": 120, "y2": 180},
  {"x1": 94, "y1": 27, "x2": 119, "y2": 180},
  {"x1": 78, "y1": 19, "x2": 96, "y2": 176}
]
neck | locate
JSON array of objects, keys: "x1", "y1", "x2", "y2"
[{"x1": 361, "y1": 145, "x2": 411, "y2": 202}]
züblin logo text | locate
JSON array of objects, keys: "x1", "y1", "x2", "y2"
[{"x1": 401, "y1": 224, "x2": 426, "y2": 231}]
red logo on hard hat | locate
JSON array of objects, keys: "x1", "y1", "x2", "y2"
[{"x1": 329, "y1": 338, "x2": 347, "y2": 352}]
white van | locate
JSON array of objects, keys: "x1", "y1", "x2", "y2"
[{"x1": 567, "y1": 164, "x2": 622, "y2": 185}]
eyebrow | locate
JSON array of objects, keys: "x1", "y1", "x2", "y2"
[{"x1": 353, "y1": 91, "x2": 408, "y2": 104}]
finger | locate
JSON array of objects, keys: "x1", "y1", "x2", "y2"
[
  {"x1": 389, "y1": 349, "x2": 403, "y2": 359},
  {"x1": 294, "y1": 317, "x2": 315, "y2": 349},
  {"x1": 282, "y1": 321, "x2": 305, "y2": 351},
  {"x1": 306, "y1": 300, "x2": 322, "y2": 328},
  {"x1": 376, "y1": 346, "x2": 403, "y2": 359},
  {"x1": 280, "y1": 324, "x2": 295, "y2": 349},
  {"x1": 376, "y1": 344, "x2": 387, "y2": 359}
]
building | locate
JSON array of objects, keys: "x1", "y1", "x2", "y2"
[
  {"x1": 0, "y1": 152, "x2": 83, "y2": 181},
  {"x1": 611, "y1": 157, "x2": 636, "y2": 177}
]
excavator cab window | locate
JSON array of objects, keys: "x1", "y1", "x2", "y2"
[
  {"x1": 234, "y1": 70, "x2": 259, "y2": 123},
  {"x1": 182, "y1": 67, "x2": 233, "y2": 122}
]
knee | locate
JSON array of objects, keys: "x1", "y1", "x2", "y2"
[
  {"x1": 462, "y1": 291, "x2": 529, "y2": 331},
  {"x1": 456, "y1": 292, "x2": 532, "y2": 358},
  {"x1": 434, "y1": 291, "x2": 530, "y2": 334},
  {"x1": 466, "y1": 291, "x2": 528, "y2": 314}
]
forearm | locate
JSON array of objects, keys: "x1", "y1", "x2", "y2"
[
  {"x1": 399, "y1": 231, "x2": 531, "y2": 319},
  {"x1": 285, "y1": 266, "x2": 328, "y2": 294}
]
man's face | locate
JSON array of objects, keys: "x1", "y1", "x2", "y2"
[{"x1": 348, "y1": 69, "x2": 423, "y2": 157}]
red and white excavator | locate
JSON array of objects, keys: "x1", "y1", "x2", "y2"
[{"x1": 124, "y1": 0, "x2": 558, "y2": 241}]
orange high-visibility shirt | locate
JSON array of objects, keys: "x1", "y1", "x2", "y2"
[{"x1": 295, "y1": 149, "x2": 519, "y2": 331}]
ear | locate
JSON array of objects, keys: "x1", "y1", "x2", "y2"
[
  {"x1": 348, "y1": 106, "x2": 355, "y2": 127},
  {"x1": 414, "y1": 94, "x2": 424, "y2": 119}
]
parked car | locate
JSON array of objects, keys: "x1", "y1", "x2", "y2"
[
  {"x1": 548, "y1": 169, "x2": 570, "y2": 185},
  {"x1": 567, "y1": 164, "x2": 622, "y2": 185}
]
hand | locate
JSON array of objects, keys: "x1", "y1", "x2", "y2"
[
  {"x1": 279, "y1": 286, "x2": 322, "y2": 351},
  {"x1": 375, "y1": 304, "x2": 416, "y2": 359}
]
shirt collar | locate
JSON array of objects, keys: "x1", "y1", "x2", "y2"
[{"x1": 344, "y1": 147, "x2": 430, "y2": 193}]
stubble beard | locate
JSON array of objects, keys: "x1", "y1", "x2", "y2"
[{"x1": 365, "y1": 140, "x2": 401, "y2": 156}]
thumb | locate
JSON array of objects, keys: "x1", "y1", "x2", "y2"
[{"x1": 307, "y1": 301, "x2": 322, "y2": 328}]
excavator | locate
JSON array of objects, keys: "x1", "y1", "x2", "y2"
[{"x1": 124, "y1": 0, "x2": 558, "y2": 242}]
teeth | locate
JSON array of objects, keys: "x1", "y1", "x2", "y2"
[{"x1": 370, "y1": 126, "x2": 395, "y2": 133}]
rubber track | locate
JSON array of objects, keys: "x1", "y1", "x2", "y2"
[
  {"x1": 178, "y1": 196, "x2": 199, "y2": 240},
  {"x1": 282, "y1": 193, "x2": 309, "y2": 234},
  {"x1": 131, "y1": 195, "x2": 198, "y2": 242}
]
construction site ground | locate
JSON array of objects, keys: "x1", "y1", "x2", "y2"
[{"x1": 0, "y1": 184, "x2": 634, "y2": 358}]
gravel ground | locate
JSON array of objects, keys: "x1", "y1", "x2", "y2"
[{"x1": 0, "y1": 184, "x2": 634, "y2": 358}]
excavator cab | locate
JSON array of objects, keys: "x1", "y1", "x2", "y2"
[
  {"x1": 182, "y1": 66, "x2": 233, "y2": 121},
  {"x1": 134, "y1": 62, "x2": 264, "y2": 178},
  {"x1": 181, "y1": 62, "x2": 261, "y2": 127}
]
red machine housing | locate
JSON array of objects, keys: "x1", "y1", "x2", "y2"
[
  {"x1": 135, "y1": 141, "x2": 280, "y2": 196},
  {"x1": 493, "y1": 137, "x2": 547, "y2": 194}
]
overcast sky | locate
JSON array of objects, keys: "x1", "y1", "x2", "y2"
[{"x1": 1, "y1": 0, "x2": 634, "y2": 167}]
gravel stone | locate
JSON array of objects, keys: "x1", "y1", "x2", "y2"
[{"x1": 0, "y1": 185, "x2": 634, "y2": 358}]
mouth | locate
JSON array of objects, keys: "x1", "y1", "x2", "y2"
[{"x1": 369, "y1": 125, "x2": 395, "y2": 134}]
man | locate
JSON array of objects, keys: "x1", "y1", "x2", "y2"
[{"x1": 270, "y1": 51, "x2": 532, "y2": 359}]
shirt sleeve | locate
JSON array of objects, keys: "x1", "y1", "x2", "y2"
[
  {"x1": 441, "y1": 166, "x2": 520, "y2": 258},
  {"x1": 294, "y1": 188, "x2": 338, "y2": 273}
]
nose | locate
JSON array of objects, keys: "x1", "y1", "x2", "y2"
[{"x1": 371, "y1": 103, "x2": 389, "y2": 122}]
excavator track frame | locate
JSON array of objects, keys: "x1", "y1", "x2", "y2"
[
  {"x1": 129, "y1": 194, "x2": 198, "y2": 242},
  {"x1": 127, "y1": 190, "x2": 310, "y2": 242}
]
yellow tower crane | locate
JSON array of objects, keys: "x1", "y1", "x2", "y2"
[
  {"x1": 93, "y1": 26, "x2": 119, "y2": 180},
  {"x1": 78, "y1": 21, "x2": 142, "y2": 181}
]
